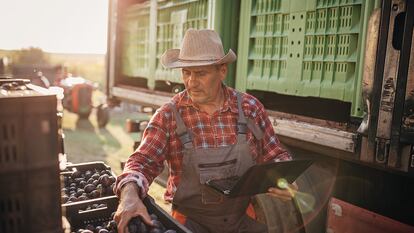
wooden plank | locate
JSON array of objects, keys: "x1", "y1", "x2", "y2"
[
  {"x1": 270, "y1": 117, "x2": 356, "y2": 153},
  {"x1": 112, "y1": 86, "x2": 172, "y2": 107},
  {"x1": 267, "y1": 110, "x2": 352, "y2": 131}
]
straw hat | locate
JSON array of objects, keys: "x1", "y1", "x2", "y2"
[{"x1": 161, "y1": 29, "x2": 237, "y2": 69}]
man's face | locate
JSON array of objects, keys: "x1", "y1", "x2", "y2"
[{"x1": 181, "y1": 64, "x2": 227, "y2": 105}]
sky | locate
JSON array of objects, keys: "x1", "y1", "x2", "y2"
[{"x1": 0, "y1": 0, "x2": 109, "y2": 54}]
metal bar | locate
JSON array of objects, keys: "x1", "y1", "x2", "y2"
[
  {"x1": 113, "y1": 0, "x2": 130, "y2": 91},
  {"x1": 375, "y1": 0, "x2": 405, "y2": 162},
  {"x1": 388, "y1": 0, "x2": 414, "y2": 170},
  {"x1": 360, "y1": 8, "x2": 381, "y2": 163},
  {"x1": 368, "y1": 0, "x2": 392, "y2": 161},
  {"x1": 234, "y1": 0, "x2": 252, "y2": 92},
  {"x1": 368, "y1": 0, "x2": 393, "y2": 140},
  {"x1": 148, "y1": 0, "x2": 158, "y2": 90},
  {"x1": 354, "y1": 0, "x2": 376, "y2": 117},
  {"x1": 105, "y1": 0, "x2": 112, "y2": 97}
]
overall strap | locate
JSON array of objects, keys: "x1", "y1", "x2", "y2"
[
  {"x1": 236, "y1": 92, "x2": 265, "y2": 163},
  {"x1": 236, "y1": 92, "x2": 264, "y2": 140},
  {"x1": 169, "y1": 102, "x2": 193, "y2": 148},
  {"x1": 236, "y1": 92, "x2": 248, "y2": 135}
]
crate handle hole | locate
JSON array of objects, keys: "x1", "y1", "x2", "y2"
[
  {"x1": 78, "y1": 206, "x2": 108, "y2": 215},
  {"x1": 2, "y1": 124, "x2": 7, "y2": 140},
  {"x1": 11, "y1": 124, "x2": 16, "y2": 138},
  {"x1": 15, "y1": 199, "x2": 20, "y2": 212},
  {"x1": 4, "y1": 146, "x2": 9, "y2": 162},
  {"x1": 9, "y1": 218, "x2": 15, "y2": 232},
  {"x1": 12, "y1": 146, "x2": 17, "y2": 162},
  {"x1": 0, "y1": 200, "x2": 5, "y2": 213},
  {"x1": 8, "y1": 199, "x2": 13, "y2": 212}
]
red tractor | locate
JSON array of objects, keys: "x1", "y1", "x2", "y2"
[{"x1": 58, "y1": 76, "x2": 109, "y2": 127}]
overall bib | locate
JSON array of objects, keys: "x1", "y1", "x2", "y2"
[{"x1": 170, "y1": 92, "x2": 267, "y2": 233}]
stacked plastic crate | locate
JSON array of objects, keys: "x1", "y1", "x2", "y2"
[
  {"x1": 236, "y1": 0, "x2": 378, "y2": 117},
  {"x1": 122, "y1": 2, "x2": 151, "y2": 82},
  {"x1": 0, "y1": 80, "x2": 63, "y2": 233}
]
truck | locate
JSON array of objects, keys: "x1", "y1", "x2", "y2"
[{"x1": 105, "y1": 0, "x2": 414, "y2": 232}]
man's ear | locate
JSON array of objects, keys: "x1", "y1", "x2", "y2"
[{"x1": 219, "y1": 64, "x2": 228, "y2": 81}]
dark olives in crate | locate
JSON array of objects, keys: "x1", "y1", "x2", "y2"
[
  {"x1": 71, "y1": 212, "x2": 117, "y2": 233},
  {"x1": 62, "y1": 166, "x2": 116, "y2": 204},
  {"x1": 127, "y1": 215, "x2": 177, "y2": 233}
]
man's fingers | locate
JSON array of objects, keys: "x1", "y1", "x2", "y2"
[
  {"x1": 268, "y1": 187, "x2": 296, "y2": 200},
  {"x1": 117, "y1": 217, "x2": 128, "y2": 233},
  {"x1": 268, "y1": 187, "x2": 292, "y2": 196},
  {"x1": 113, "y1": 211, "x2": 121, "y2": 223},
  {"x1": 289, "y1": 182, "x2": 299, "y2": 191},
  {"x1": 140, "y1": 212, "x2": 154, "y2": 226},
  {"x1": 267, "y1": 192, "x2": 293, "y2": 200}
]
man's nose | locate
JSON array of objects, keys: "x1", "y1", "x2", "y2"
[{"x1": 188, "y1": 73, "x2": 198, "y2": 86}]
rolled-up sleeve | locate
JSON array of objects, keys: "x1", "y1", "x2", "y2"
[{"x1": 114, "y1": 108, "x2": 170, "y2": 198}]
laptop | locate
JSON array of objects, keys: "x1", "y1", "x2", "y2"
[{"x1": 205, "y1": 159, "x2": 313, "y2": 197}]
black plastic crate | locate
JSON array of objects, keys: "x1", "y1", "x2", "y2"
[
  {"x1": 61, "y1": 162, "x2": 117, "y2": 204},
  {"x1": 143, "y1": 196, "x2": 192, "y2": 233},
  {"x1": 0, "y1": 86, "x2": 59, "y2": 173},
  {"x1": 0, "y1": 81, "x2": 63, "y2": 233},
  {"x1": 64, "y1": 196, "x2": 118, "y2": 230},
  {"x1": 65, "y1": 195, "x2": 192, "y2": 233},
  {"x1": 0, "y1": 166, "x2": 63, "y2": 233}
]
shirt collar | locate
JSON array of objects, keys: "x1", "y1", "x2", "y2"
[{"x1": 221, "y1": 86, "x2": 238, "y2": 114}]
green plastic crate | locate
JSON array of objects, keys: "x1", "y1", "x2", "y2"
[
  {"x1": 154, "y1": 0, "x2": 209, "y2": 85},
  {"x1": 119, "y1": 0, "x2": 239, "y2": 91},
  {"x1": 236, "y1": 0, "x2": 377, "y2": 117},
  {"x1": 154, "y1": 0, "x2": 240, "y2": 90},
  {"x1": 121, "y1": 2, "x2": 151, "y2": 79}
]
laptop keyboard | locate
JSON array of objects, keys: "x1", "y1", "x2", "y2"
[{"x1": 209, "y1": 176, "x2": 240, "y2": 191}]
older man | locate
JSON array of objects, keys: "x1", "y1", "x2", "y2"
[{"x1": 114, "y1": 29, "x2": 297, "y2": 233}]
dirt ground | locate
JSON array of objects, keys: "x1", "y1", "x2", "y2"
[{"x1": 62, "y1": 101, "x2": 171, "y2": 212}]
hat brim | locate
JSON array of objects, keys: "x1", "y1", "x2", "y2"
[{"x1": 161, "y1": 49, "x2": 237, "y2": 69}]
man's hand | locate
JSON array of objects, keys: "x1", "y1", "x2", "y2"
[
  {"x1": 114, "y1": 183, "x2": 153, "y2": 233},
  {"x1": 266, "y1": 181, "x2": 298, "y2": 201}
]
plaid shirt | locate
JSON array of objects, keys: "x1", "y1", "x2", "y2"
[{"x1": 115, "y1": 86, "x2": 291, "y2": 201}]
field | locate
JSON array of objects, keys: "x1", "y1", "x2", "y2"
[
  {"x1": 0, "y1": 49, "x2": 106, "y2": 90},
  {"x1": 48, "y1": 52, "x2": 106, "y2": 88},
  {"x1": 61, "y1": 92, "x2": 171, "y2": 212}
]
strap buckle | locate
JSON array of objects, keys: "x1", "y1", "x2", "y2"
[{"x1": 237, "y1": 122, "x2": 247, "y2": 134}]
